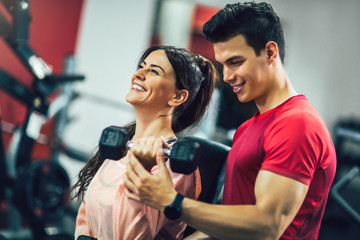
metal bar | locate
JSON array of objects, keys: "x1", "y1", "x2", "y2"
[
  {"x1": 331, "y1": 166, "x2": 360, "y2": 227},
  {"x1": 0, "y1": 69, "x2": 48, "y2": 115}
]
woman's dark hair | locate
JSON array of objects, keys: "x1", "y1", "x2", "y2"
[
  {"x1": 71, "y1": 45, "x2": 217, "y2": 200},
  {"x1": 203, "y1": 1, "x2": 285, "y2": 63}
]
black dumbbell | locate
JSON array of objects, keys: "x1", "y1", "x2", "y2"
[{"x1": 99, "y1": 125, "x2": 201, "y2": 174}]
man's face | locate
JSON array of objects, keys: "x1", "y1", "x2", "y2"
[{"x1": 214, "y1": 34, "x2": 271, "y2": 104}]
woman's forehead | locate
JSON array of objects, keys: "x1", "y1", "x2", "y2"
[
  {"x1": 145, "y1": 50, "x2": 174, "y2": 76},
  {"x1": 145, "y1": 50, "x2": 170, "y2": 66}
]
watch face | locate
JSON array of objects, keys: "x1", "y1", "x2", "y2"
[{"x1": 164, "y1": 205, "x2": 181, "y2": 220}]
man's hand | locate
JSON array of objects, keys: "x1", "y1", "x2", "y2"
[{"x1": 124, "y1": 144, "x2": 177, "y2": 211}]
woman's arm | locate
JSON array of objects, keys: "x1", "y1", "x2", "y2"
[{"x1": 74, "y1": 201, "x2": 92, "y2": 239}]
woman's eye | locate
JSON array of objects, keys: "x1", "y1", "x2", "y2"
[
  {"x1": 149, "y1": 69, "x2": 159, "y2": 75},
  {"x1": 137, "y1": 65, "x2": 144, "y2": 69}
]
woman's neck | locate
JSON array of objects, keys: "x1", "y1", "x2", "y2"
[{"x1": 132, "y1": 113, "x2": 176, "y2": 141}]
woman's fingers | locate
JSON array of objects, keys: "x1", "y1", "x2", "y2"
[
  {"x1": 156, "y1": 148, "x2": 170, "y2": 178},
  {"x1": 130, "y1": 137, "x2": 162, "y2": 171}
]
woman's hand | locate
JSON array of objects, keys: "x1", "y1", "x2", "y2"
[
  {"x1": 129, "y1": 137, "x2": 163, "y2": 171},
  {"x1": 129, "y1": 136, "x2": 174, "y2": 171}
]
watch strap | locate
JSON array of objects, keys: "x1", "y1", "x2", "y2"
[
  {"x1": 164, "y1": 193, "x2": 184, "y2": 220},
  {"x1": 172, "y1": 193, "x2": 184, "y2": 207}
]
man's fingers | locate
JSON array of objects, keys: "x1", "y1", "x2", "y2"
[
  {"x1": 124, "y1": 188, "x2": 141, "y2": 202},
  {"x1": 123, "y1": 169, "x2": 139, "y2": 195},
  {"x1": 128, "y1": 151, "x2": 150, "y2": 176}
]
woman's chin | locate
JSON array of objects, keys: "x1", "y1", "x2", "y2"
[
  {"x1": 125, "y1": 96, "x2": 141, "y2": 106},
  {"x1": 125, "y1": 94, "x2": 135, "y2": 104}
]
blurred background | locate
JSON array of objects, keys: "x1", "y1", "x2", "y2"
[{"x1": 0, "y1": 0, "x2": 360, "y2": 239}]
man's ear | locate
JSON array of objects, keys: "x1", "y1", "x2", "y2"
[
  {"x1": 168, "y1": 89, "x2": 188, "y2": 107},
  {"x1": 265, "y1": 41, "x2": 278, "y2": 64}
]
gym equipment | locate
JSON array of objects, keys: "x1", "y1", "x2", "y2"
[
  {"x1": 331, "y1": 118, "x2": 360, "y2": 227},
  {"x1": 331, "y1": 166, "x2": 360, "y2": 227},
  {"x1": 77, "y1": 235, "x2": 97, "y2": 240},
  {"x1": 182, "y1": 136, "x2": 230, "y2": 237},
  {"x1": 13, "y1": 160, "x2": 70, "y2": 223},
  {"x1": 99, "y1": 125, "x2": 201, "y2": 175},
  {"x1": 44, "y1": 233, "x2": 74, "y2": 240},
  {"x1": 0, "y1": 0, "x2": 84, "y2": 239}
]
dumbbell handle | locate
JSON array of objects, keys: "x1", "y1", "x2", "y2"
[
  {"x1": 99, "y1": 126, "x2": 200, "y2": 174},
  {"x1": 126, "y1": 141, "x2": 171, "y2": 157}
]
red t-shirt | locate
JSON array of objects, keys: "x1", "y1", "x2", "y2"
[{"x1": 223, "y1": 95, "x2": 336, "y2": 240}]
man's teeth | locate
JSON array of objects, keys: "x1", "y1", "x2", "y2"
[{"x1": 133, "y1": 84, "x2": 146, "y2": 91}]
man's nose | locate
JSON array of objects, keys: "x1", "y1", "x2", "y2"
[{"x1": 223, "y1": 67, "x2": 235, "y2": 83}]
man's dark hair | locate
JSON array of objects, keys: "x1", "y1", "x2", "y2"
[{"x1": 203, "y1": 1, "x2": 285, "y2": 63}]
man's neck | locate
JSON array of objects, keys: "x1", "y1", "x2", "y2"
[{"x1": 256, "y1": 70, "x2": 298, "y2": 114}]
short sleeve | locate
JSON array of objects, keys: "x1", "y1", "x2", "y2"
[{"x1": 261, "y1": 113, "x2": 321, "y2": 185}]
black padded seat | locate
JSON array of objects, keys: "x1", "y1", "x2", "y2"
[{"x1": 183, "y1": 136, "x2": 230, "y2": 237}]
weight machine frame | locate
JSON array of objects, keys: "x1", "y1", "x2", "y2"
[{"x1": 0, "y1": 0, "x2": 85, "y2": 239}]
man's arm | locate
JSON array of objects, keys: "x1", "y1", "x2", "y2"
[
  {"x1": 183, "y1": 231, "x2": 212, "y2": 240},
  {"x1": 124, "y1": 150, "x2": 308, "y2": 240}
]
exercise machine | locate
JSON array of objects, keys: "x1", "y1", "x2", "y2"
[{"x1": 0, "y1": 0, "x2": 84, "y2": 239}]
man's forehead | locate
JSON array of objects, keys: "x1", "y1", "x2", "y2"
[
  {"x1": 214, "y1": 43, "x2": 242, "y2": 64},
  {"x1": 213, "y1": 35, "x2": 253, "y2": 63}
]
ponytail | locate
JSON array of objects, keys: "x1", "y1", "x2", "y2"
[{"x1": 172, "y1": 55, "x2": 218, "y2": 133}]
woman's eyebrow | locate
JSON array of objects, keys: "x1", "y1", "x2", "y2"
[
  {"x1": 150, "y1": 64, "x2": 165, "y2": 73},
  {"x1": 142, "y1": 61, "x2": 165, "y2": 73}
]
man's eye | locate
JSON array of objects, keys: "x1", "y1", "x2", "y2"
[
  {"x1": 230, "y1": 60, "x2": 243, "y2": 65},
  {"x1": 137, "y1": 65, "x2": 144, "y2": 69}
]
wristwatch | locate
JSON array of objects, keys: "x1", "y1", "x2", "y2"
[{"x1": 164, "y1": 193, "x2": 184, "y2": 220}]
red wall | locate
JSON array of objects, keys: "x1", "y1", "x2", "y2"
[
  {"x1": 188, "y1": 4, "x2": 219, "y2": 63},
  {"x1": 0, "y1": 0, "x2": 85, "y2": 159}
]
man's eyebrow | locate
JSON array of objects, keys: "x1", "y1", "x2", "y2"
[
  {"x1": 224, "y1": 56, "x2": 245, "y2": 64},
  {"x1": 142, "y1": 61, "x2": 165, "y2": 73}
]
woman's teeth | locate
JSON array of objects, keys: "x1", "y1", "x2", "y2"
[{"x1": 133, "y1": 84, "x2": 146, "y2": 91}]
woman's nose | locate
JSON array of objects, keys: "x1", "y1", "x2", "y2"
[{"x1": 133, "y1": 68, "x2": 146, "y2": 80}]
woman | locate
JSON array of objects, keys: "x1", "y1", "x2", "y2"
[{"x1": 72, "y1": 45, "x2": 217, "y2": 240}]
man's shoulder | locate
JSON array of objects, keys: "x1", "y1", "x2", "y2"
[{"x1": 275, "y1": 96, "x2": 323, "y2": 124}]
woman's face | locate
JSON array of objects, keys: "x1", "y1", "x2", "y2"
[{"x1": 126, "y1": 50, "x2": 178, "y2": 110}]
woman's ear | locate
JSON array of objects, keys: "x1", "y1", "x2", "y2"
[{"x1": 168, "y1": 89, "x2": 188, "y2": 107}]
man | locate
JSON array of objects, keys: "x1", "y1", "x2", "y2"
[{"x1": 124, "y1": 2, "x2": 336, "y2": 239}]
